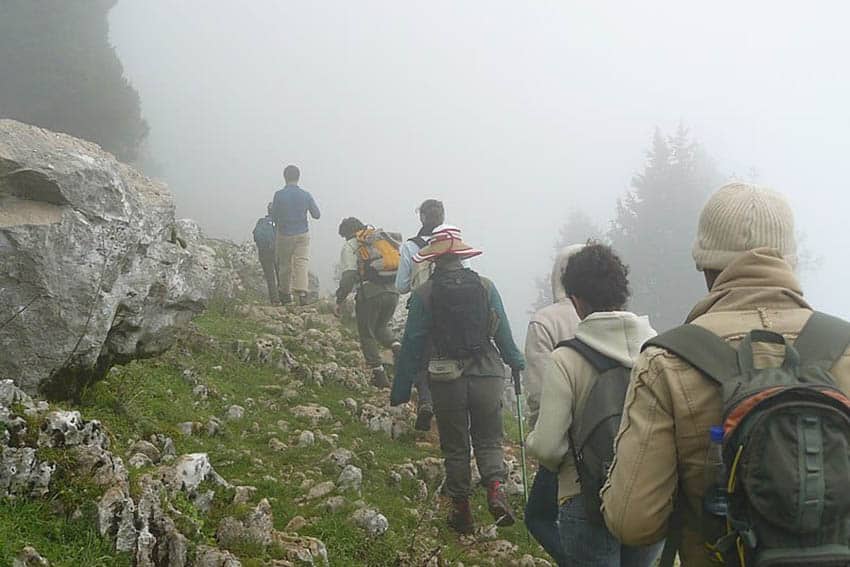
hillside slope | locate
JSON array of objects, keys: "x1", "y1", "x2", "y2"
[{"x1": 0, "y1": 299, "x2": 551, "y2": 567}]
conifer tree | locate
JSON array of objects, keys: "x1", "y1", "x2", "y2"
[
  {"x1": 0, "y1": 0, "x2": 148, "y2": 161},
  {"x1": 609, "y1": 125, "x2": 722, "y2": 330}
]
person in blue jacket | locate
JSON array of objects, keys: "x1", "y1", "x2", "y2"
[{"x1": 252, "y1": 202, "x2": 279, "y2": 304}]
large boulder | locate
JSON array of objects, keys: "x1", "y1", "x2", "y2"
[{"x1": 0, "y1": 120, "x2": 213, "y2": 397}]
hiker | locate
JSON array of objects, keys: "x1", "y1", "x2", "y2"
[
  {"x1": 522, "y1": 244, "x2": 583, "y2": 566},
  {"x1": 390, "y1": 225, "x2": 526, "y2": 534},
  {"x1": 601, "y1": 182, "x2": 850, "y2": 567},
  {"x1": 395, "y1": 199, "x2": 445, "y2": 294},
  {"x1": 527, "y1": 242, "x2": 662, "y2": 567},
  {"x1": 271, "y1": 164, "x2": 320, "y2": 306},
  {"x1": 334, "y1": 217, "x2": 401, "y2": 389},
  {"x1": 252, "y1": 203, "x2": 280, "y2": 305},
  {"x1": 395, "y1": 199, "x2": 446, "y2": 431}
]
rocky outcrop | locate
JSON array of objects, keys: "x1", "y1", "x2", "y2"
[
  {"x1": 0, "y1": 120, "x2": 214, "y2": 397},
  {"x1": 182, "y1": 224, "x2": 320, "y2": 305}
]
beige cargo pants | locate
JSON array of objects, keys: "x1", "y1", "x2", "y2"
[{"x1": 276, "y1": 232, "x2": 310, "y2": 297}]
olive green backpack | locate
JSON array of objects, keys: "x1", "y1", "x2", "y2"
[{"x1": 646, "y1": 312, "x2": 850, "y2": 567}]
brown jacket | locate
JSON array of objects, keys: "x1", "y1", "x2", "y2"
[{"x1": 601, "y1": 249, "x2": 850, "y2": 566}]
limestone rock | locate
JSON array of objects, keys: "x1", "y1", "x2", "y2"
[
  {"x1": 39, "y1": 410, "x2": 107, "y2": 448},
  {"x1": 127, "y1": 452, "x2": 153, "y2": 469},
  {"x1": 161, "y1": 453, "x2": 229, "y2": 493},
  {"x1": 273, "y1": 533, "x2": 329, "y2": 566},
  {"x1": 292, "y1": 404, "x2": 332, "y2": 423},
  {"x1": 350, "y1": 507, "x2": 389, "y2": 537},
  {"x1": 285, "y1": 515, "x2": 308, "y2": 531},
  {"x1": 320, "y1": 496, "x2": 348, "y2": 513},
  {"x1": 325, "y1": 448, "x2": 354, "y2": 469},
  {"x1": 12, "y1": 546, "x2": 50, "y2": 567},
  {"x1": 232, "y1": 485, "x2": 257, "y2": 505},
  {"x1": 206, "y1": 417, "x2": 222, "y2": 436},
  {"x1": 130, "y1": 440, "x2": 161, "y2": 463},
  {"x1": 0, "y1": 447, "x2": 54, "y2": 497},
  {"x1": 297, "y1": 430, "x2": 315, "y2": 447},
  {"x1": 306, "y1": 481, "x2": 335, "y2": 500},
  {"x1": 195, "y1": 545, "x2": 242, "y2": 567},
  {"x1": 225, "y1": 405, "x2": 245, "y2": 420},
  {"x1": 415, "y1": 457, "x2": 445, "y2": 483},
  {"x1": 337, "y1": 465, "x2": 363, "y2": 494},
  {"x1": 0, "y1": 119, "x2": 212, "y2": 396}
]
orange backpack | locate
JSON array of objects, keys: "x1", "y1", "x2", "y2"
[{"x1": 355, "y1": 227, "x2": 401, "y2": 282}]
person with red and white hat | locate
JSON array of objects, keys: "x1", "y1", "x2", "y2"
[{"x1": 391, "y1": 224, "x2": 526, "y2": 535}]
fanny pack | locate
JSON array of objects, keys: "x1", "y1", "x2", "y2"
[{"x1": 427, "y1": 358, "x2": 464, "y2": 382}]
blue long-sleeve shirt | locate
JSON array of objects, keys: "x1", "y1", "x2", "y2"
[
  {"x1": 394, "y1": 240, "x2": 420, "y2": 294},
  {"x1": 391, "y1": 270, "x2": 525, "y2": 405},
  {"x1": 271, "y1": 184, "x2": 320, "y2": 236}
]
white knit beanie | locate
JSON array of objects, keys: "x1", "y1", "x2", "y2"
[{"x1": 692, "y1": 182, "x2": 797, "y2": 271}]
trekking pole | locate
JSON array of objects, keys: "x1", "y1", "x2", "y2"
[{"x1": 511, "y1": 368, "x2": 530, "y2": 505}]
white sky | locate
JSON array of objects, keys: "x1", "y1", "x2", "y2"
[{"x1": 110, "y1": 1, "x2": 850, "y2": 333}]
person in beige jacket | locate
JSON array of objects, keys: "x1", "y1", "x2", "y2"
[
  {"x1": 523, "y1": 244, "x2": 582, "y2": 566},
  {"x1": 601, "y1": 182, "x2": 850, "y2": 566},
  {"x1": 527, "y1": 243, "x2": 661, "y2": 566}
]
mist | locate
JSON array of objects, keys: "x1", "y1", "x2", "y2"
[{"x1": 108, "y1": 1, "x2": 850, "y2": 332}]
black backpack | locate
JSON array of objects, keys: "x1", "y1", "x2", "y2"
[
  {"x1": 558, "y1": 339, "x2": 631, "y2": 526},
  {"x1": 646, "y1": 312, "x2": 850, "y2": 567},
  {"x1": 430, "y1": 268, "x2": 490, "y2": 360}
]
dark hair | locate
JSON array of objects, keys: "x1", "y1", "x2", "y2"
[
  {"x1": 562, "y1": 241, "x2": 630, "y2": 311},
  {"x1": 338, "y1": 217, "x2": 365, "y2": 239},
  {"x1": 284, "y1": 164, "x2": 300, "y2": 183},
  {"x1": 418, "y1": 199, "x2": 445, "y2": 229}
]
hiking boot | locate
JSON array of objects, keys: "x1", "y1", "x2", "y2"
[
  {"x1": 414, "y1": 403, "x2": 433, "y2": 431},
  {"x1": 447, "y1": 498, "x2": 475, "y2": 535},
  {"x1": 486, "y1": 481, "x2": 515, "y2": 527},
  {"x1": 279, "y1": 294, "x2": 293, "y2": 306},
  {"x1": 370, "y1": 367, "x2": 390, "y2": 389}
]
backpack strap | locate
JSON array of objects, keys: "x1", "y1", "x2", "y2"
[
  {"x1": 409, "y1": 236, "x2": 428, "y2": 249},
  {"x1": 643, "y1": 325, "x2": 739, "y2": 386},
  {"x1": 792, "y1": 311, "x2": 850, "y2": 371},
  {"x1": 556, "y1": 339, "x2": 620, "y2": 373}
]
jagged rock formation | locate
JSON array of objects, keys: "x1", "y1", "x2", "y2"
[{"x1": 0, "y1": 120, "x2": 214, "y2": 397}]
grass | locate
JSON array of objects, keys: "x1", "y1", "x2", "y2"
[
  {"x1": 4, "y1": 304, "x2": 548, "y2": 566},
  {"x1": 0, "y1": 498, "x2": 131, "y2": 566}
]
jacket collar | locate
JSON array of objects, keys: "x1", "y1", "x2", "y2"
[{"x1": 686, "y1": 248, "x2": 810, "y2": 323}]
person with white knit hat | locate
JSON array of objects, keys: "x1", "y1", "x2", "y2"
[{"x1": 601, "y1": 182, "x2": 850, "y2": 567}]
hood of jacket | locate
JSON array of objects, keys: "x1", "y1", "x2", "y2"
[
  {"x1": 575, "y1": 311, "x2": 657, "y2": 368},
  {"x1": 686, "y1": 247, "x2": 809, "y2": 322},
  {"x1": 551, "y1": 244, "x2": 585, "y2": 303}
]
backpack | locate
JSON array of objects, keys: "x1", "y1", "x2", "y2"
[
  {"x1": 409, "y1": 236, "x2": 435, "y2": 291},
  {"x1": 355, "y1": 227, "x2": 401, "y2": 283},
  {"x1": 430, "y1": 268, "x2": 490, "y2": 360},
  {"x1": 557, "y1": 339, "x2": 631, "y2": 526},
  {"x1": 252, "y1": 217, "x2": 276, "y2": 250},
  {"x1": 645, "y1": 312, "x2": 850, "y2": 567}
]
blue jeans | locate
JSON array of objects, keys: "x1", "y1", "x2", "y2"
[
  {"x1": 525, "y1": 468, "x2": 566, "y2": 566},
  {"x1": 559, "y1": 494, "x2": 663, "y2": 567}
]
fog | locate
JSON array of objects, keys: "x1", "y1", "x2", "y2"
[{"x1": 109, "y1": 1, "x2": 850, "y2": 333}]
